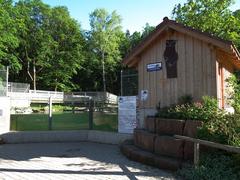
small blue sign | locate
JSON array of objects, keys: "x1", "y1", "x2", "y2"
[{"x1": 147, "y1": 62, "x2": 162, "y2": 72}]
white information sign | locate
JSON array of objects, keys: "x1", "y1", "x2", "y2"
[
  {"x1": 118, "y1": 96, "x2": 136, "y2": 134},
  {"x1": 141, "y1": 90, "x2": 148, "y2": 101}
]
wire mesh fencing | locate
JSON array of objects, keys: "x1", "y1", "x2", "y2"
[
  {"x1": 10, "y1": 93, "x2": 118, "y2": 132},
  {"x1": 0, "y1": 67, "x2": 7, "y2": 96}
]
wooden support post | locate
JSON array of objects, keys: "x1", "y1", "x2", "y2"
[
  {"x1": 72, "y1": 101, "x2": 75, "y2": 114},
  {"x1": 48, "y1": 96, "x2": 52, "y2": 130},
  {"x1": 89, "y1": 99, "x2": 94, "y2": 130},
  {"x1": 194, "y1": 142, "x2": 200, "y2": 167}
]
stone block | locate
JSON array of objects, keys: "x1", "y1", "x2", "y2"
[
  {"x1": 183, "y1": 120, "x2": 203, "y2": 137},
  {"x1": 134, "y1": 129, "x2": 155, "y2": 152},
  {"x1": 183, "y1": 120, "x2": 203, "y2": 160},
  {"x1": 154, "y1": 156, "x2": 181, "y2": 171},
  {"x1": 121, "y1": 144, "x2": 137, "y2": 158},
  {"x1": 154, "y1": 136, "x2": 184, "y2": 159},
  {"x1": 144, "y1": 117, "x2": 156, "y2": 133},
  {"x1": 130, "y1": 148, "x2": 155, "y2": 166},
  {"x1": 156, "y1": 118, "x2": 185, "y2": 135}
]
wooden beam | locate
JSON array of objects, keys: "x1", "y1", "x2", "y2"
[
  {"x1": 174, "y1": 135, "x2": 240, "y2": 154},
  {"x1": 168, "y1": 23, "x2": 231, "y2": 52},
  {"x1": 194, "y1": 142, "x2": 200, "y2": 167},
  {"x1": 123, "y1": 25, "x2": 168, "y2": 66}
]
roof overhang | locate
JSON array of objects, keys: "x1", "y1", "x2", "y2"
[{"x1": 122, "y1": 17, "x2": 240, "y2": 69}]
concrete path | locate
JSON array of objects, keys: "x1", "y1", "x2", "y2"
[{"x1": 0, "y1": 142, "x2": 177, "y2": 180}]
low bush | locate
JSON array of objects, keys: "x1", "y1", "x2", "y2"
[
  {"x1": 156, "y1": 96, "x2": 240, "y2": 146},
  {"x1": 177, "y1": 152, "x2": 240, "y2": 180},
  {"x1": 156, "y1": 96, "x2": 220, "y2": 121}
]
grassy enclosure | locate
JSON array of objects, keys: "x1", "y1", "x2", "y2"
[{"x1": 11, "y1": 111, "x2": 118, "y2": 132}]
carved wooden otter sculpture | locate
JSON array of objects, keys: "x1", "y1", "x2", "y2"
[{"x1": 163, "y1": 40, "x2": 178, "y2": 78}]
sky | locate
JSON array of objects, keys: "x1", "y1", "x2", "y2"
[{"x1": 42, "y1": 0, "x2": 240, "y2": 33}]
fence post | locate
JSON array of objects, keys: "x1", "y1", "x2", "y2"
[
  {"x1": 194, "y1": 142, "x2": 200, "y2": 167},
  {"x1": 89, "y1": 99, "x2": 94, "y2": 130},
  {"x1": 72, "y1": 101, "x2": 75, "y2": 114},
  {"x1": 48, "y1": 96, "x2": 52, "y2": 130}
]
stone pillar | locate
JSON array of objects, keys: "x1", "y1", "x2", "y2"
[{"x1": 0, "y1": 97, "x2": 10, "y2": 134}]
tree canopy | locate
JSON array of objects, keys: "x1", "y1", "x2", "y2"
[
  {"x1": 172, "y1": 0, "x2": 240, "y2": 49},
  {"x1": 1, "y1": 0, "x2": 239, "y2": 94}
]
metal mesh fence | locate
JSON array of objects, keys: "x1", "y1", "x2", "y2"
[
  {"x1": 8, "y1": 82, "x2": 30, "y2": 93},
  {"x1": 122, "y1": 69, "x2": 138, "y2": 96},
  {"x1": 0, "y1": 67, "x2": 7, "y2": 96},
  {"x1": 10, "y1": 94, "x2": 118, "y2": 132}
]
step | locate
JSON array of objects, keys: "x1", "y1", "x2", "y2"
[
  {"x1": 155, "y1": 118, "x2": 185, "y2": 136},
  {"x1": 121, "y1": 142, "x2": 182, "y2": 171},
  {"x1": 134, "y1": 129, "x2": 156, "y2": 152},
  {"x1": 154, "y1": 136, "x2": 184, "y2": 159}
]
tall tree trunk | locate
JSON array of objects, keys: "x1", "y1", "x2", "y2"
[
  {"x1": 33, "y1": 59, "x2": 36, "y2": 91},
  {"x1": 102, "y1": 52, "x2": 106, "y2": 92}
]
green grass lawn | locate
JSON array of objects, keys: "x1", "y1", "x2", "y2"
[{"x1": 11, "y1": 112, "x2": 118, "y2": 132}]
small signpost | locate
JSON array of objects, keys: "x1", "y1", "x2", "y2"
[{"x1": 118, "y1": 96, "x2": 136, "y2": 134}]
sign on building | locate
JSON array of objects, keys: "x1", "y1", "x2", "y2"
[
  {"x1": 147, "y1": 62, "x2": 162, "y2": 72},
  {"x1": 118, "y1": 96, "x2": 136, "y2": 134}
]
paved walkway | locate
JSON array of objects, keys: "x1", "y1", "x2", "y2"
[{"x1": 0, "y1": 142, "x2": 177, "y2": 180}]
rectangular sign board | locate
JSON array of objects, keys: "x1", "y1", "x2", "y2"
[
  {"x1": 118, "y1": 96, "x2": 136, "y2": 134},
  {"x1": 147, "y1": 62, "x2": 162, "y2": 72}
]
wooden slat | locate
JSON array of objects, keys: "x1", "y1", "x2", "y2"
[
  {"x1": 174, "y1": 135, "x2": 240, "y2": 154},
  {"x1": 138, "y1": 56, "x2": 144, "y2": 108},
  {"x1": 185, "y1": 36, "x2": 194, "y2": 96}
]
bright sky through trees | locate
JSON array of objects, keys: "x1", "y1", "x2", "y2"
[{"x1": 42, "y1": 0, "x2": 240, "y2": 33}]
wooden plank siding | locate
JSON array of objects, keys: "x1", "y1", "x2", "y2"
[{"x1": 138, "y1": 31, "x2": 218, "y2": 109}]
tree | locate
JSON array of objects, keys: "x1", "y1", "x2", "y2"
[
  {"x1": 172, "y1": 0, "x2": 240, "y2": 49},
  {"x1": 88, "y1": 8, "x2": 123, "y2": 92},
  {"x1": 40, "y1": 6, "x2": 85, "y2": 91},
  {"x1": 14, "y1": 0, "x2": 52, "y2": 90},
  {"x1": 0, "y1": 0, "x2": 20, "y2": 71}
]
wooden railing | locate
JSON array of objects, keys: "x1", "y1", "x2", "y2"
[{"x1": 174, "y1": 135, "x2": 240, "y2": 167}]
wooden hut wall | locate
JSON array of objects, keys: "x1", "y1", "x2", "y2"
[{"x1": 138, "y1": 31, "x2": 217, "y2": 109}]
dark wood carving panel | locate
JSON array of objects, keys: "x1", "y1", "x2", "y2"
[{"x1": 164, "y1": 40, "x2": 178, "y2": 78}]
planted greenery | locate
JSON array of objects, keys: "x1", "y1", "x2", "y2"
[
  {"x1": 178, "y1": 152, "x2": 240, "y2": 180},
  {"x1": 157, "y1": 96, "x2": 240, "y2": 146},
  {"x1": 157, "y1": 96, "x2": 219, "y2": 121}
]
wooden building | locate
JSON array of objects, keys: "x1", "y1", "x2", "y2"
[{"x1": 123, "y1": 17, "x2": 240, "y2": 126}]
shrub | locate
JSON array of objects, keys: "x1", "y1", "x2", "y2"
[
  {"x1": 178, "y1": 94, "x2": 193, "y2": 105},
  {"x1": 177, "y1": 152, "x2": 240, "y2": 180},
  {"x1": 156, "y1": 96, "x2": 220, "y2": 121},
  {"x1": 198, "y1": 113, "x2": 240, "y2": 146},
  {"x1": 156, "y1": 96, "x2": 240, "y2": 146},
  {"x1": 226, "y1": 72, "x2": 240, "y2": 113}
]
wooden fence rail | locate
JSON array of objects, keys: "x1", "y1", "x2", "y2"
[{"x1": 174, "y1": 135, "x2": 240, "y2": 167}]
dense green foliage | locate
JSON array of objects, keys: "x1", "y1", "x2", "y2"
[
  {"x1": 157, "y1": 95, "x2": 240, "y2": 146},
  {"x1": 0, "y1": 0, "x2": 239, "y2": 94},
  {"x1": 226, "y1": 72, "x2": 240, "y2": 113},
  {"x1": 0, "y1": 0, "x2": 155, "y2": 93},
  {"x1": 178, "y1": 152, "x2": 240, "y2": 180},
  {"x1": 0, "y1": 0, "x2": 21, "y2": 71},
  {"x1": 157, "y1": 96, "x2": 219, "y2": 121},
  {"x1": 172, "y1": 0, "x2": 240, "y2": 49}
]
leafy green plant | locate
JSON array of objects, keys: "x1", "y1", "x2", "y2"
[
  {"x1": 178, "y1": 94, "x2": 193, "y2": 105},
  {"x1": 157, "y1": 96, "x2": 220, "y2": 121},
  {"x1": 156, "y1": 95, "x2": 240, "y2": 146},
  {"x1": 226, "y1": 72, "x2": 240, "y2": 113},
  {"x1": 177, "y1": 152, "x2": 240, "y2": 180}
]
